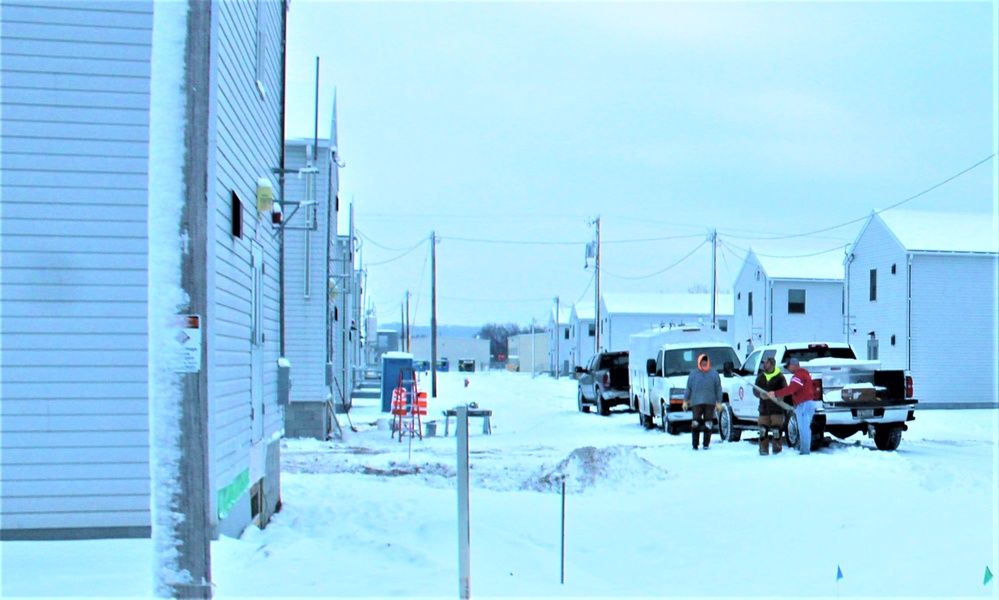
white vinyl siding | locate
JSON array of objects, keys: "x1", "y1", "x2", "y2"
[
  {"x1": 732, "y1": 256, "x2": 767, "y2": 357},
  {"x1": 909, "y1": 254, "x2": 998, "y2": 407},
  {"x1": 211, "y1": 0, "x2": 284, "y2": 522},
  {"x1": 1, "y1": 0, "x2": 153, "y2": 536},
  {"x1": 283, "y1": 141, "x2": 334, "y2": 404},
  {"x1": 768, "y1": 280, "x2": 844, "y2": 344},
  {"x1": 847, "y1": 218, "x2": 909, "y2": 371}
]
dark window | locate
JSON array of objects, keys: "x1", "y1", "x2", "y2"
[
  {"x1": 718, "y1": 319, "x2": 729, "y2": 332},
  {"x1": 588, "y1": 323, "x2": 595, "y2": 336},
  {"x1": 891, "y1": 263, "x2": 897, "y2": 275},
  {"x1": 748, "y1": 291, "x2": 753, "y2": 316},
  {"x1": 564, "y1": 328, "x2": 569, "y2": 340},
  {"x1": 788, "y1": 289, "x2": 806, "y2": 314},
  {"x1": 870, "y1": 269, "x2": 877, "y2": 301}
]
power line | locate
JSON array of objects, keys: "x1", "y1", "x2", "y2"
[
  {"x1": 722, "y1": 238, "x2": 849, "y2": 259},
  {"x1": 364, "y1": 239, "x2": 427, "y2": 266},
  {"x1": 603, "y1": 239, "x2": 709, "y2": 281},
  {"x1": 721, "y1": 152, "x2": 996, "y2": 242},
  {"x1": 441, "y1": 233, "x2": 704, "y2": 246},
  {"x1": 356, "y1": 228, "x2": 426, "y2": 252}
]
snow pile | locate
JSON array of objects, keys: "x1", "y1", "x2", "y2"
[{"x1": 522, "y1": 444, "x2": 667, "y2": 493}]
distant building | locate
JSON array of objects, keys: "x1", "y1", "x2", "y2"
[
  {"x1": 409, "y1": 337, "x2": 491, "y2": 372},
  {"x1": 598, "y1": 293, "x2": 734, "y2": 352},
  {"x1": 731, "y1": 249, "x2": 845, "y2": 358},
  {"x1": 569, "y1": 303, "x2": 596, "y2": 370},
  {"x1": 548, "y1": 305, "x2": 572, "y2": 375},
  {"x1": 508, "y1": 332, "x2": 549, "y2": 373},
  {"x1": 845, "y1": 210, "x2": 998, "y2": 408}
]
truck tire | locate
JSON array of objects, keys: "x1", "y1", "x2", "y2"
[
  {"x1": 597, "y1": 393, "x2": 610, "y2": 416},
  {"x1": 661, "y1": 401, "x2": 680, "y2": 435},
  {"x1": 638, "y1": 402, "x2": 653, "y2": 429},
  {"x1": 578, "y1": 390, "x2": 591, "y2": 414},
  {"x1": 719, "y1": 404, "x2": 741, "y2": 442},
  {"x1": 874, "y1": 425, "x2": 903, "y2": 451},
  {"x1": 787, "y1": 412, "x2": 823, "y2": 451}
]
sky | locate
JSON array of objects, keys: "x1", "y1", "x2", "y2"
[
  {"x1": 2, "y1": 371, "x2": 997, "y2": 597},
  {"x1": 285, "y1": 1, "x2": 997, "y2": 328}
]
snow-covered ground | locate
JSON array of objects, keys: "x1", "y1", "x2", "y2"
[{"x1": 3, "y1": 370, "x2": 997, "y2": 598}]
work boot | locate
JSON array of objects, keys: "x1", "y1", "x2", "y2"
[
  {"x1": 692, "y1": 430, "x2": 700, "y2": 450},
  {"x1": 772, "y1": 436, "x2": 782, "y2": 454},
  {"x1": 759, "y1": 435, "x2": 769, "y2": 455},
  {"x1": 703, "y1": 430, "x2": 712, "y2": 448}
]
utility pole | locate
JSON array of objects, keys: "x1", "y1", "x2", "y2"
[
  {"x1": 554, "y1": 295, "x2": 560, "y2": 379},
  {"x1": 400, "y1": 301, "x2": 405, "y2": 351},
  {"x1": 710, "y1": 229, "x2": 718, "y2": 327},
  {"x1": 405, "y1": 291, "x2": 411, "y2": 352},
  {"x1": 594, "y1": 217, "x2": 601, "y2": 353},
  {"x1": 161, "y1": 0, "x2": 213, "y2": 597},
  {"x1": 431, "y1": 231, "x2": 438, "y2": 398}
]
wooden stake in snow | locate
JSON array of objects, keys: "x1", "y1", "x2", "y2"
[
  {"x1": 560, "y1": 477, "x2": 566, "y2": 585},
  {"x1": 457, "y1": 405, "x2": 471, "y2": 599}
]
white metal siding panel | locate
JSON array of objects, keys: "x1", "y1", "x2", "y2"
[
  {"x1": 732, "y1": 255, "x2": 767, "y2": 356},
  {"x1": 282, "y1": 142, "x2": 332, "y2": 403},
  {"x1": 909, "y1": 254, "x2": 998, "y2": 407},
  {"x1": 0, "y1": 0, "x2": 152, "y2": 536},
  {"x1": 847, "y1": 217, "x2": 909, "y2": 368},
  {"x1": 769, "y1": 280, "x2": 844, "y2": 344},
  {"x1": 210, "y1": 0, "x2": 285, "y2": 523}
]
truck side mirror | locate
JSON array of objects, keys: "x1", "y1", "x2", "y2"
[
  {"x1": 646, "y1": 358, "x2": 656, "y2": 376},
  {"x1": 574, "y1": 366, "x2": 585, "y2": 374},
  {"x1": 723, "y1": 361, "x2": 734, "y2": 377}
]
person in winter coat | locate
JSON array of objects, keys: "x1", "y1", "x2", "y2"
[
  {"x1": 755, "y1": 356, "x2": 788, "y2": 455},
  {"x1": 768, "y1": 357, "x2": 817, "y2": 454},
  {"x1": 683, "y1": 353, "x2": 723, "y2": 450}
]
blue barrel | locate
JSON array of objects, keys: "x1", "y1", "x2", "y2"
[{"x1": 381, "y1": 353, "x2": 414, "y2": 412}]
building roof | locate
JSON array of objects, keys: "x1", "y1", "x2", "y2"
[
  {"x1": 572, "y1": 302, "x2": 595, "y2": 320},
  {"x1": 875, "y1": 210, "x2": 998, "y2": 254},
  {"x1": 602, "y1": 293, "x2": 734, "y2": 316},
  {"x1": 756, "y1": 251, "x2": 845, "y2": 281}
]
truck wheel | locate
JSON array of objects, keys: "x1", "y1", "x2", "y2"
[
  {"x1": 659, "y1": 402, "x2": 668, "y2": 433},
  {"x1": 874, "y1": 425, "x2": 903, "y2": 451},
  {"x1": 597, "y1": 394, "x2": 610, "y2": 416},
  {"x1": 787, "y1": 412, "x2": 800, "y2": 450},
  {"x1": 638, "y1": 403, "x2": 653, "y2": 429},
  {"x1": 661, "y1": 401, "x2": 680, "y2": 435},
  {"x1": 578, "y1": 390, "x2": 590, "y2": 414},
  {"x1": 719, "y1": 405, "x2": 741, "y2": 442}
]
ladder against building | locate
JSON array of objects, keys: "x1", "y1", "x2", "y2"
[{"x1": 391, "y1": 368, "x2": 426, "y2": 442}]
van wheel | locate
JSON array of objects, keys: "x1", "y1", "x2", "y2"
[
  {"x1": 874, "y1": 425, "x2": 903, "y2": 451},
  {"x1": 638, "y1": 403, "x2": 653, "y2": 429},
  {"x1": 719, "y1": 405, "x2": 741, "y2": 442}
]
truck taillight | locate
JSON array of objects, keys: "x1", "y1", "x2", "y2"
[
  {"x1": 905, "y1": 376, "x2": 914, "y2": 398},
  {"x1": 602, "y1": 373, "x2": 610, "y2": 387}
]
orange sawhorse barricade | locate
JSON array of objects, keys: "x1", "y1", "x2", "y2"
[{"x1": 391, "y1": 369, "x2": 427, "y2": 442}]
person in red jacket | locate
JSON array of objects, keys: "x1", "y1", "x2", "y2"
[{"x1": 768, "y1": 357, "x2": 816, "y2": 454}]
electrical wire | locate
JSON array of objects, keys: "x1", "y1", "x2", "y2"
[
  {"x1": 441, "y1": 233, "x2": 704, "y2": 246},
  {"x1": 364, "y1": 239, "x2": 427, "y2": 266},
  {"x1": 575, "y1": 271, "x2": 595, "y2": 304},
  {"x1": 723, "y1": 238, "x2": 849, "y2": 260},
  {"x1": 720, "y1": 152, "x2": 997, "y2": 242},
  {"x1": 603, "y1": 239, "x2": 709, "y2": 281},
  {"x1": 356, "y1": 228, "x2": 426, "y2": 252},
  {"x1": 409, "y1": 241, "x2": 432, "y2": 327}
]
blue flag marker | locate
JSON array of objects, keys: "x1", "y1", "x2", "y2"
[{"x1": 837, "y1": 566, "x2": 844, "y2": 581}]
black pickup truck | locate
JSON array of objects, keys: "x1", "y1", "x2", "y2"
[{"x1": 575, "y1": 351, "x2": 630, "y2": 416}]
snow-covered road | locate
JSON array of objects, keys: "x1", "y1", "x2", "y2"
[{"x1": 3, "y1": 370, "x2": 996, "y2": 598}]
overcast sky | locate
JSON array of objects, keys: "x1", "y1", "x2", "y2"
[{"x1": 286, "y1": 1, "x2": 996, "y2": 328}]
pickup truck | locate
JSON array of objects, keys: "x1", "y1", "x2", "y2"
[
  {"x1": 717, "y1": 342, "x2": 918, "y2": 451},
  {"x1": 575, "y1": 351, "x2": 630, "y2": 416},
  {"x1": 630, "y1": 325, "x2": 740, "y2": 434}
]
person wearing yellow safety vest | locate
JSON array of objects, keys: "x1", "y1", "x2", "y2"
[
  {"x1": 682, "y1": 353, "x2": 723, "y2": 450},
  {"x1": 755, "y1": 356, "x2": 788, "y2": 455}
]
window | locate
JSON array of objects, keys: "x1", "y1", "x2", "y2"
[
  {"x1": 718, "y1": 319, "x2": 728, "y2": 332},
  {"x1": 788, "y1": 289, "x2": 806, "y2": 314},
  {"x1": 870, "y1": 269, "x2": 877, "y2": 301},
  {"x1": 748, "y1": 291, "x2": 753, "y2": 316},
  {"x1": 588, "y1": 323, "x2": 595, "y2": 337},
  {"x1": 564, "y1": 328, "x2": 569, "y2": 340}
]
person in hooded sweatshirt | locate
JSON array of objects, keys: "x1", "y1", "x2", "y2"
[{"x1": 683, "y1": 353, "x2": 723, "y2": 450}]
